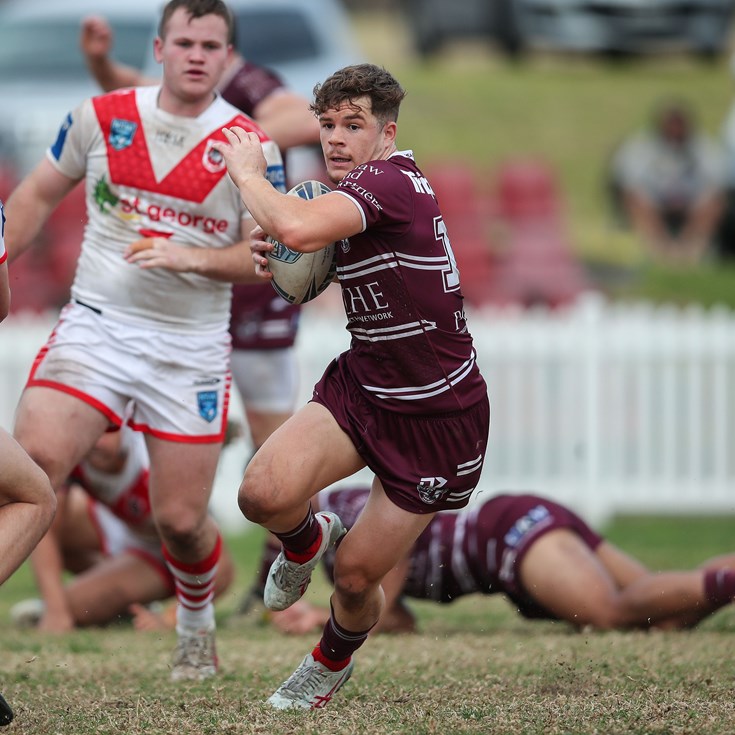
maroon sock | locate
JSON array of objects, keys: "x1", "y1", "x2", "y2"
[
  {"x1": 314, "y1": 609, "x2": 372, "y2": 670},
  {"x1": 271, "y1": 506, "x2": 321, "y2": 563},
  {"x1": 704, "y1": 568, "x2": 735, "y2": 608}
]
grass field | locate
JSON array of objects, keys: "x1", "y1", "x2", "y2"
[
  {"x1": 2, "y1": 515, "x2": 735, "y2": 734},
  {"x1": 352, "y1": 10, "x2": 735, "y2": 308}
]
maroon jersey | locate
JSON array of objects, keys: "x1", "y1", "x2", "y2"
[
  {"x1": 230, "y1": 283, "x2": 300, "y2": 350},
  {"x1": 219, "y1": 58, "x2": 284, "y2": 117},
  {"x1": 320, "y1": 489, "x2": 603, "y2": 620},
  {"x1": 335, "y1": 152, "x2": 487, "y2": 414},
  {"x1": 219, "y1": 59, "x2": 302, "y2": 349}
]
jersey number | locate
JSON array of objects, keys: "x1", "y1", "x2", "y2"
[{"x1": 434, "y1": 216, "x2": 461, "y2": 292}]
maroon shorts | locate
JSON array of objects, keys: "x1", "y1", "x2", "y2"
[{"x1": 311, "y1": 355, "x2": 490, "y2": 514}]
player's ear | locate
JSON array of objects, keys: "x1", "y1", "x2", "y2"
[
  {"x1": 383, "y1": 121, "x2": 397, "y2": 144},
  {"x1": 153, "y1": 35, "x2": 164, "y2": 64}
]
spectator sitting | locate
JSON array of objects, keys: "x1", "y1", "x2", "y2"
[
  {"x1": 609, "y1": 99, "x2": 726, "y2": 266},
  {"x1": 717, "y1": 72, "x2": 735, "y2": 261}
]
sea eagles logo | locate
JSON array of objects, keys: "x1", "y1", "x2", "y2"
[
  {"x1": 203, "y1": 140, "x2": 226, "y2": 173},
  {"x1": 197, "y1": 390, "x2": 218, "y2": 423},
  {"x1": 109, "y1": 118, "x2": 138, "y2": 151},
  {"x1": 340, "y1": 237, "x2": 350, "y2": 254},
  {"x1": 417, "y1": 476, "x2": 448, "y2": 505}
]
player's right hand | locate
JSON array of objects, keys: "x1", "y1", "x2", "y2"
[
  {"x1": 80, "y1": 16, "x2": 113, "y2": 61},
  {"x1": 39, "y1": 608, "x2": 75, "y2": 634},
  {"x1": 129, "y1": 602, "x2": 175, "y2": 632},
  {"x1": 269, "y1": 600, "x2": 328, "y2": 635},
  {"x1": 125, "y1": 237, "x2": 195, "y2": 273},
  {"x1": 249, "y1": 225, "x2": 274, "y2": 280}
]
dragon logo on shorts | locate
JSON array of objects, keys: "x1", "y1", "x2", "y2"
[
  {"x1": 109, "y1": 118, "x2": 138, "y2": 151},
  {"x1": 417, "y1": 476, "x2": 448, "y2": 505},
  {"x1": 197, "y1": 390, "x2": 218, "y2": 423}
]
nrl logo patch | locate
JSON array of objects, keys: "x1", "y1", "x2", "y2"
[
  {"x1": 197, "y1": 390, "x2": 218, "y2": 423},
  {"x1": 269, "y1": 241, "x2": 302, "y2": 264},
  {"x1": 203, "y1": 140, "x2": 226, "y2": 173},
  {"x1": 416, "y1": 476, "x2": 448, "y2": 505},
  {"x1": 109, "y1": 118, "x2": 138, "y2": 151}
]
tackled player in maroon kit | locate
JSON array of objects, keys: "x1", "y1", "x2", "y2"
[
  {"x1": 213, "y1": 63, "x2": 490, "y2": 709},
  {"x1": 271, "y1": 487, "x2": 735, "y2": 635}
]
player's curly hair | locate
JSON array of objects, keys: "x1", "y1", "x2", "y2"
[
  {"x1": 311, "y1": 64, "x2": 407, "y2": 127},
  {"x1": 158, "y1": 0, "x2": 234, "y2": 42}
]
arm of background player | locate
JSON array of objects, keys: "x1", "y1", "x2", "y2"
[
  {"x1": 124, "y1": 226, "x2": 262, "y2": 283},
  {"x1": 80, "y1": 15, "x2": 157, "y2": 91},
  {"x1": 252, "y1": 90, "x2": 320, "y2": 150},
  {"x1": 30, "y1": 490, "x2": 77, "y2": 633},
  {"x1": 4, "y1": 160, "x2": 80, "y2": 262}
]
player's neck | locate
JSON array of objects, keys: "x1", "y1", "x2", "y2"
[
  {"x1": 157, "y1": 88, "x2": 216, "y2": 119},
  {"x1": 378, "y1": 142, "x2": 398, "y2": 161}
]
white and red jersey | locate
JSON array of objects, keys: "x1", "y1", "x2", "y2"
[
  {"x1": 70, "y1": 429, "x2": 157, "y2": 542},
  {"x1": 47, "y1": 86, "x2": 285, "y2": 331}
]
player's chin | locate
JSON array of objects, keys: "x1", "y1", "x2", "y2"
[
  {"x1": 180, "y1": 76, "x2": 212, "y2": 95},
  {"x1": 326, "y1": 159, "x2": 352, "y2": 180}
]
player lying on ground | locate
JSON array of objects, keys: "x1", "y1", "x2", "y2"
[
  {"x1": 10, "y1": 424, "x2": 235, "y2": 630},
  {"x1": 253, "y1": 486, "x2": 735, "y2": 635}
]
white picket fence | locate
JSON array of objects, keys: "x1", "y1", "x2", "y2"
[{"x1": 2, "y1": 293, "x2": 734, "y2": 529}]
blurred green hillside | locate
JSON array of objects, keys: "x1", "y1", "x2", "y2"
[{"x1": 352, "y1": 10, "x2": 735, "y2": 307}]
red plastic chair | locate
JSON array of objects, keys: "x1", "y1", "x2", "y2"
[{"x1": 483, "y1": 159, "x2": 591, "y2": 308}]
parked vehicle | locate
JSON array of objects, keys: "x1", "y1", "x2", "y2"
[
  {"x1": 517, "y1": 0, "x2": 735, "y2": 58},
  {"x1": 0, "y1": 0, "x2": 157, "y2": 177},
  {"x1": 399, "y1": 0, "x2": 525, "y2": 59},
  {"x1": 400, "y1": 0, "x2": 735, "y2": 60},
  {"x1": 0, "y1": 0, "x2": 362, "y2": 177}
]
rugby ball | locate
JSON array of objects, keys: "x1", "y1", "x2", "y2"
[{"x1": 266, "y1": 180, "x2": 338, "y2": 305}]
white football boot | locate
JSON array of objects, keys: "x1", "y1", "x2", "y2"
[
  {"x1": 267, "y1": 653, "x2": 354, "y2": 710},
  {"x1": 170, "y1": 628, "x2": 218, "y2": 682},
  {"x1": 264, "y1": 512, "x2": 346, "y2": 611}
]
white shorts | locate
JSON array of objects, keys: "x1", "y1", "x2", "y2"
[
  {"x1": 28, "y1": 301, "x2": 231, "y2": 441},
  {"x1": 88, "y1": 498, "x2": 173, "y2": 591},
  {"x1": 230, "y1": 347, "x2": 299, "y2": 413}
]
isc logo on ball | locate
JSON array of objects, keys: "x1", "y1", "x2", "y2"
[{"x1": 266, "y1": 180, "x2": 338, "y2": 305}]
